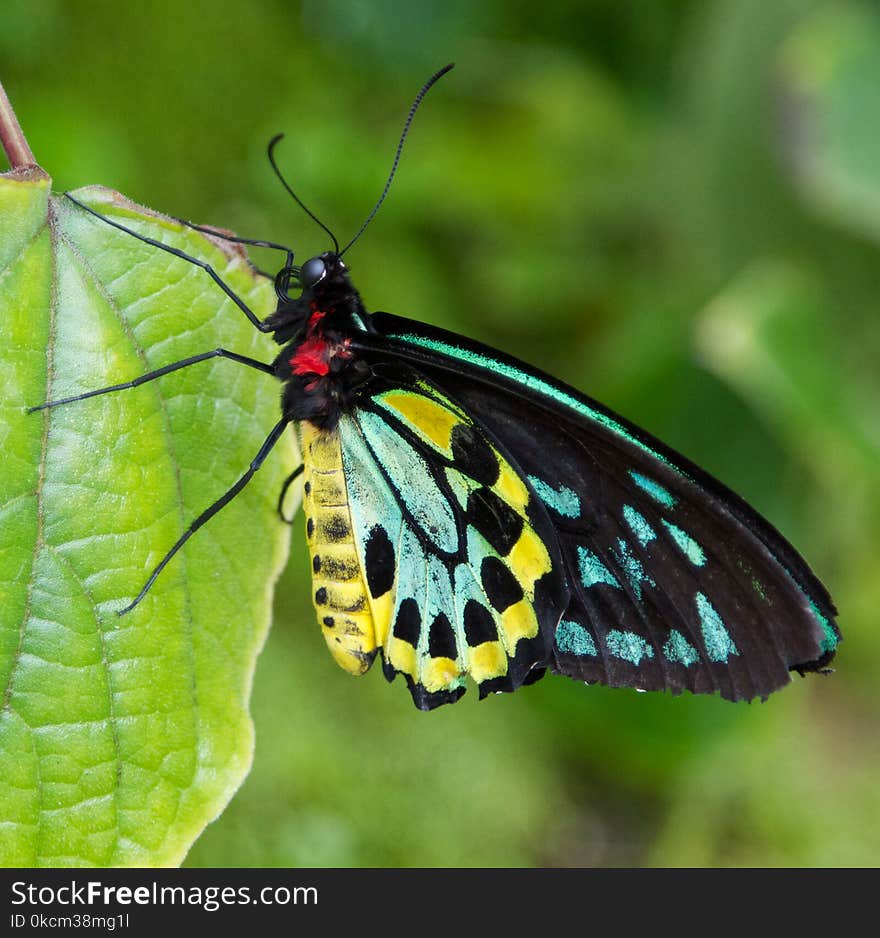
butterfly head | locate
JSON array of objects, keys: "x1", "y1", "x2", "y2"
[
  {"x1": 298, "y1": 252, "x2": 348, "y2": 294},
  {"x1": 267, "y1": 249, "x2": 367, "y2": 350},
  {"x1": 272, "y1": 252, "x2": 351, "y2": 304}
]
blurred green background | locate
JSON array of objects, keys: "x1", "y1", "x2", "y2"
[{"x1": 3, "y1": 0, "x2": 878, "y2": 866}]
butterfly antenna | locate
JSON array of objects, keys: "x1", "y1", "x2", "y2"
[
  {"x1": 267, "y1": 134, "x2": 340, "y2": 256},
  {"x1": 340, "y1": 62, "x2": 455, "y2": 258}
]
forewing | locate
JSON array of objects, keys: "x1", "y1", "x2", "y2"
[{"x1": 355, "y1": 313, "x2": 840, "y2": 702}]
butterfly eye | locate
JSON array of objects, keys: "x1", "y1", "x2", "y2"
[{"x1": 300, "y1": 256, "x2": 327, "y2": 289}]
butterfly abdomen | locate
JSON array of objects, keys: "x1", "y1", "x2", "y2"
[{"x1": 300, "y1": 421, "x2": 378, "y2": 674}]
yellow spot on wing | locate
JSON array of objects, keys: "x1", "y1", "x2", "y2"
[
  {"x1": 422, "y1": 656, "x2": 461, "y2": 692},
  {"x1": 378, "y1": 390, "x2": 461, "y2": 455},
  {"x1": 499, "y1": 599, "x2": 539, "y2": 652},
  {"x1": 370, "y1": 589, "x2": 395, "y2": 649},
  {"x1": 470, "y1": 641, "x2": 508, "y2": 682},
  {"x1": 507, "y1": 526, "x2": 552, "y2": 599},
  {"x1": 388, "y1": 637, "x2": 417, "y2": 679},
  {"x1": 493, "y1": 460, "x2": 530, "y2": 515}
]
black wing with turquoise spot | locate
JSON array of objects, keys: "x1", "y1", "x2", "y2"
[{"x1": 348, "y1": 312, "x2": 840, "y2": 704}]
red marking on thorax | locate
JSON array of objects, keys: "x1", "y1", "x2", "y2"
[
  {"x1": 291, "y1": 309, "x2": 329, "y2": 376},
  {"x1": 292, "y1": 335, "x2": 331, "y2": 376},
  {"x1": 290, "y1": 306, "x2": 351, "y2": 378}
]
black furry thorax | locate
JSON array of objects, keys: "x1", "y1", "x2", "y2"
[{"x1": 267, "y1": 253, "x2": 374, "y2": 429}]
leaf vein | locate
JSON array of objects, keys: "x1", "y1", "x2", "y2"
[{"x1": 56, "y1": 216, "x2": 204, "y2": 862}]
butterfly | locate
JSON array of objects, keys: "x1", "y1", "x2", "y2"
[{"x1": 33, "y1": 64, "x2": 840, "y2": 710}]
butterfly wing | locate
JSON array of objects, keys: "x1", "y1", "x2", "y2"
[
  {"x1": 346, "y1": 312, "x2": 839, "y2": 703},
  {"x1": 305, "y1": 374, "x2": 569, "y2": 710}
]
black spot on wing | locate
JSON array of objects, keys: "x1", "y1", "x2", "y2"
[
  {"x1": 428, "y1": 612, "x2": 457, "y2": 659},
  {"x1": 480, "y1": 556, "x2": 524, "y2": 612},
  {"x1": 393, "y1": 597, "x2": 421, "y2": 645},
  {"x1": 364, "y1": 524, "x2": 395, "y2": 598},
  {"x1": 450, "y1": 423, "x2": 500, "y2": 486},
  {"x1": 467, "y1": 488, "x2": 523, "y2": 555},
  {"x1": 463, "y1": 599, "x2": 496, "y2": 646}
]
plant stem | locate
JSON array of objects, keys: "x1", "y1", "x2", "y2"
[{"x1": 0, "y1": 80, "x2": 36, "y2": 170}]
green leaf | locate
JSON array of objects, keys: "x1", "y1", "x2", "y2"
[{"x1": 0, "y1": 171, "x2": 297, "y2": 866}]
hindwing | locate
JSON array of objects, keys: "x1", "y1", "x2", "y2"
[{"x1": 337, "y1": 378, "x2": 568, "y2": 709}]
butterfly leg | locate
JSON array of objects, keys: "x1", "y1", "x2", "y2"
[
  {"x1": 157, "y1": 212, "x2": 295, "y2": 281},
  {"x1": 28, "y1": 348, "x2": 274, "y2": 412},
  {"x1": 276, "y1": 464, "x2": 304, "y2": 523},
  {"x1": 65, "y1": 193, "x2": 275, "y2": 333},
  {"x1": 119, "y1": 416, "x2": 290, "y2": 615}
]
